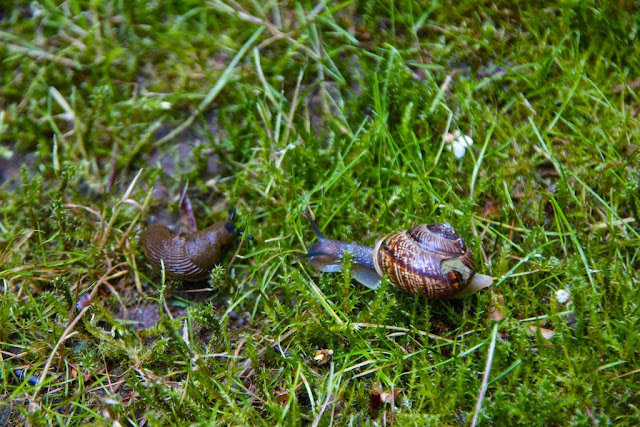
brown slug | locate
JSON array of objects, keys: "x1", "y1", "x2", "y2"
[
  {"x1": 302, "y1": 212, "x2": 493, "y2": 299},
  {"x1": 140, "y1": 210, "x2": 243, "y2": 281}
]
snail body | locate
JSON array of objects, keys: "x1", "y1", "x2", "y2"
[
  {"x1": 303, "y1": 214, "x2": 493, "y2": 299},
  {"x1": 140, "y1": 218, "x2": 237, "y2": 281}
]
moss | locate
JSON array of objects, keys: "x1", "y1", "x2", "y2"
[{"x1": 1, "y1": 0, "x2": 639, "y2": 424}]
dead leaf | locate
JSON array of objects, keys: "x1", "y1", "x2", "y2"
[
  {"x1": 273, "y1": 388, "x2": 290, "y2": 405},
  {"x1": 314, "y1": 349, "x2": 334, "y2": 365},
  {"x1": 488, "y1": 293, "x2": 506, "y2": 322},
  {"x1": 528, "y1": 325, "x2": 555, "y2": 340},
  {"x1": 369, "y1": 383, "x2": 402, "y2": 410},
  {"x1": 179, "y1": 185, "x2": 197, "y2": 233},
  {"x1": 482, "y1": 200, "x2": 499, "y2": 217}
]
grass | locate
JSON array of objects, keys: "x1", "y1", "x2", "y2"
[{"x1": 1, "y1": 0, "x2": 640, "y2": 425}]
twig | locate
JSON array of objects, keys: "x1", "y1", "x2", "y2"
[
  {"x1": 97, "y1": 168, "x2": 143, "y2": 250},
  {"x1": 470, "y1": 323, "x2": 499, "y2": 427},
  {"x1": 215, "y1": 0, "x2": 321, "y2": 60},
  {"x1": 32, "y1": 264, "x2": 126, "y2": 399},
  {"x1": 6, "y1": 43, "x2": 82, "y2": 70},
  {"x1": 351, "y1": 362, "x2": 397, "y2": 380},
  {"x1": 282, "y1": 68, "x2": 305, "y2": 146},
  {"x1": 0, "y1": 231, "x2": 35, "y2": 267},
  {"x1": 106, "y1": 141, "x2": 118, "y2": 195},
  {"x1": 610, "y1": 79, "x2": 640, "y2": 92},
  {"x1": 353, "y1": 322, "x2": 454, "y2": 343},
  {"x1": 32, "y1": 306, "x2": 90, "y2": 399},
  {"x1": 178, "y1": 182, "x2": 197, "y2": 233},
  {"x1": 312, "y1": 393, "x2": 334, "y2": 427}
]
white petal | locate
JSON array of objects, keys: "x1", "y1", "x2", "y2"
[
  {"x1": 452, "y1": 141, "x2": 466, "y2": 158},
  {"x1": 444, "y1": 129, "x2": 461, "y2": 143},
  {"x1": 459, "y1": 135, "x2": 473, "y2": 147},
  {"x1": 555, "y1": 289, "x2": 570, "y2": 304}
]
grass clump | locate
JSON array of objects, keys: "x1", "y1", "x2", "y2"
[{"x1": 1, "y1": 0, "x2": 640, "y2": 425}]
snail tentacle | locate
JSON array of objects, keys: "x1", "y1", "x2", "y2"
[
  {"x1": 302, "y1": 211, "x2": 380, "y2": 289},
  {"x1": 303, "y1": 214, "x2": 494, "y2": 298}
]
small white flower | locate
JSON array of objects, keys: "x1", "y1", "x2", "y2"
[
  {"x1": 555, "y1": 289, "x2": 570, "y2": 304},
  {"x1": 444, "y1": 129, "x2": 461, "y2": 143},
  {"x1": 445, "y1": 130, "x2": 474, "y2": 159},
  {"x1": 458, "y1": 134, "x2": 473, "y2": 147},
  {"x1": 160, "y1": 101, "x2": 173, "y2": 110},
  {"x1": 451, "y1": 140, "x2": 466, "y2": 158}
]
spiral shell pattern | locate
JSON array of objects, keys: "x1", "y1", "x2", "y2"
[{"x1": 373, "y1": 223, "x2": 475, "y2": 299}]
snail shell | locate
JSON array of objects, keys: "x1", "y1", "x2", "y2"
[
  {"x1": 139, "y1": 220, "x2": 237, "y2": 281},
  {"x1": 373, "y1": 224, "x2": 484, "y2": 298},
  {"x1": 303, "y1": 214, "x2": 493, "y2": 299}
]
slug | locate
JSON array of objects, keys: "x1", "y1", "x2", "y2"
[{"x1": 139, "y1": 210, "x2": 242, "y2": 281}]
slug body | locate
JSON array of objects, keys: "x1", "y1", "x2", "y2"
[
  {"x1": 140, "y1": 220, "x2": 236, "y2": 281},
  {"x1": 303, "y1": 215, "x2": 493, "y2": 299}
]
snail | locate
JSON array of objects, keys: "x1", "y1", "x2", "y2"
[
  {"x1": 140, "y1": 209, "x2": 246, "y2": 281},
  {"x1": 302, "y1": 213, "x2": 493, "y2": 299}
]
